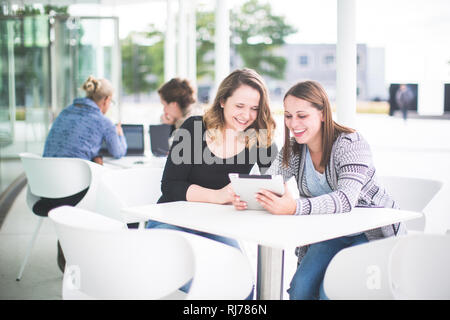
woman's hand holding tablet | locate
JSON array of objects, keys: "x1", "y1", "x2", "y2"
[
  {"x1": 254, "y1": 185, "x2": 297, "y2": 215},
  {"x1": 229, "y1": 174, "x2": 296, "y2": 214}
]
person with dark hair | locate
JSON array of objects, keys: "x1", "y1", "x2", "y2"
[
  {"x1": 233, "y1": 80, "x2": 405, "y2": 300},
  {"x1": 158, "y1": 78, "x2": 197, "y2": 130},
  {"x1": 395, "y1": 84, "x2": 414, "y2": 122}
]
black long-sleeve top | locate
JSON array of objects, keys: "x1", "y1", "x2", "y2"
[{"x1": 158, "y1": 116, "x2": 278, "y2": 203}]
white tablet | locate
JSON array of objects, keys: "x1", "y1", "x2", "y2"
[{"x1": 229, "y1": 173, "x2": 284, "y2": 210}]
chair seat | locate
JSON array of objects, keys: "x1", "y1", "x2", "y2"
[
  {"x1": 17, "y1": 153, "x2": 103, "y2": 281},
  {"x1": 31, "y1": 188, "x2": 89, "y2": 217}
]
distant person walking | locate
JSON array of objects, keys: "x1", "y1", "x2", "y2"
[{"x1": 395, "y1": 84, "x2": 414, "y2": 121}]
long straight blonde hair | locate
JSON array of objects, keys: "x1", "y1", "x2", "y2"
[
  {"x1": 282, "y1": 80, "x2": 354, "y2": 167},
  {"x1": 203, "y1": 68, "x2": 276, "y2": 148}
]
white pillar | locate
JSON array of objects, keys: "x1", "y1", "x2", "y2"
[
  {"x1": 165, "y1": 0, "x2": 176, "y2": 81},
  {"x1": 336, "y1": 0, "x2": 357, "y2": 128},
  {"x1": 214, "y1": 0, "x2": 230, "y2": 92},
  {"x1": 112, "y1": 18, "x2": 121, "y2": 120},
  {"x1": 177, "y1": 0, "x2": 188, "y2": 78},
  {"x1": 418, "y1": 40, "x2": 446, "y2": 115},
  {"x1": 96, "y1": 22, "x2": 105, "y2": 79},
  {"x1": 187, "y1": 0, "x2": 197, "y2": 88}
]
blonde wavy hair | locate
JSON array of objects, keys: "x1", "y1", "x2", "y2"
[
  {"x1": 203, "y1": 68, "x2": 276, "y2": 148},
  {"x1": 82, "y1": 75, "x2": 114, "y2": 102}
]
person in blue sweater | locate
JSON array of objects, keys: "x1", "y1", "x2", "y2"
[
  {"x1": 43, "y1": 75, "x2": 127, "y2": 163},
  {"x1": 42, "y1": 75, "x2": 127, "y2": 272}
]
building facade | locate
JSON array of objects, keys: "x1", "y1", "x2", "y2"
[{"x1": 266, "y1": 43, "x2": 387, "y2": 102}]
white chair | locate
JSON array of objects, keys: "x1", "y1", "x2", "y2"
[
  {"x1": 95, "y1": 167, "x2": 163, "y2": 226},
  {"x1": 17, "y1": 152, "x2": 105, "y2": 281},
  {"x1": 49, "y1": 206, "x2": 254, "y2": 300},
  {"x1": 179, "y1": 231, "x2": 254, "y2": 300},
  {"x1": 323, "y1": 235, "x2": 400, "y2": 300},
  {"x1": 378, "y1": 175, "x2": 443, "y2": 232},
  {"x1": 389, "y1": 234, "x2": 450, "y2": 300}
]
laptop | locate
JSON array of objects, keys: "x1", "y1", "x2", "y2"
[
  {"x1": 99, "y1": 124, "x2": 145, "y2": 157},
  {"x1": 149, "y1": 124, "x2": 172, "y2": 157}
]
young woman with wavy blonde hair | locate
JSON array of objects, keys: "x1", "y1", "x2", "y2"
[
  {"x1": 147, "y1": 68, "x2": 277, "y2": 240},
  {"x1": 146, "y1": 68, "x2": 278, "y2": 299},
  {"x1": 203, "y1": 68, "x2": 276, "y2": 149}
]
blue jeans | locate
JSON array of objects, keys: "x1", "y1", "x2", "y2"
[
  {"x1": 146, "y1": 220, "x2": 240, "y2": 248},
  {"x1": 288, "y1": 233, "x2": 369, "y2": 300},
  {"x1": 146, "y1": 220, "x2": 254, "y2": 299}
]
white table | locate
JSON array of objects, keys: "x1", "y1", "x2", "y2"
[
  {"x1": 103, "y1": 154, "x2": 166, "y2": 169},
  {"x1": 122, "y1": 201, "x2": 422, "y2": 300}
]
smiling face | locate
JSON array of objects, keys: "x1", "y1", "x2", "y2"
[
  {"x1": 221, "y1": 84, "x2": 260, "y2": 132},
  {"x1": 284, "y1": 95, "x2": 324, "y2": 149}
]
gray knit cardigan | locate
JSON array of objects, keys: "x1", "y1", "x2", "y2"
[{"x1": 265, "y1": 131, "x2": 406, "y2": 263}]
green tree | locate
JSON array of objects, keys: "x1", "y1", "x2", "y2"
[
  {"x1": 119, "y1": 0, "x2": 296, "y2": 95},
  {"x1": 230, "y1": 0, "x2": 297, "y2": 79},
  {"x1": 121, "y1": 24, "x2": 164, "y2": 97},
  {"x1": 196, "y1": 8, "x2": 215, "y2": 80},
  {"x1": 194, "y1": 0, "x2": 296, "y2": 81}
]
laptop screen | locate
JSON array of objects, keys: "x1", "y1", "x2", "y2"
[
  {"x1": 149, "y1": 124, "x2": 172, "y2": 157},
  {"x1": 99, "y1": 124, "x2": 144, "y2": 156}
]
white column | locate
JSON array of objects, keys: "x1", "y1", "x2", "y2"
[
  {"x1": 336, "y1": 0, "x2": 357, "y2": 128},
  {"x1": 165, "y1": 0, "x2": 177, "y2": 81},
  {"x1": 187, "y1": 0, "x2": 197, "y2": 88},
  {"x1": 257, "y1": 246, "x2": 284, "y2": 300},
  {"x1": 418, "y1": 33, "x2": 446, "y2": 115},
  {"x1": 214, "y1": 0, "x2": 230, "y2": 92},
  {"x1": 177, "y1": 0, "x2": 188, "y2": 78},
  {"x1": 112, "y1": 18, "x2": 121, "y2": 120},
  {"x1": 96, "y1": 26, "x2": 105, "y2": 79}
]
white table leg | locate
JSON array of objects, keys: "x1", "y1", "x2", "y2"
[{"x1": 256, "y1": 245, "x2": 284, "y2": 300}]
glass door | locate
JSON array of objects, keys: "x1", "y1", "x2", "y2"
[
  {"x1": 0, "y1": 15, "x2": 52, "y2": 153},
  {"x1": 0, "y1": 15, "x2": 52, "y2": 192},
  {"x1": 0, "y1": 14, "x2": 120, "y2": 193},
  {"x1": 0, "y1": 17, "x2": 16, "y2": 148},
  {"x1": 52, "y1": 16, "x2": 120, "y2": 121}
]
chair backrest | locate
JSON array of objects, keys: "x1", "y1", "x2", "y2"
[
  {"x1": 49, "y1": 206, "x2": 195, "y2": 300},
  {"x1": 389, "y1": 234, "x2": 450, "y2": 300},
  {"x1": 181, "y1": 232, "x2": 254, "y2": 300},
  {"x1": 95, "y1": 167, "x2": 163, "y2": 222},
  {"x1": 20, "y1": 153, "x2": 91, "y2": 199},
  {"x1": 323, "y1": 236, "x2": 400, "y2": 300},
  {"x1": 378, "y1": 175, "x2": 442, "y2": 212},
  {"x1": 378, "y1": 175, "x2": 443, "y2": 231}
]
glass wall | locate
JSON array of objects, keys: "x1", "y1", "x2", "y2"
[
  {"x1": 52, "y1": 16, "x2": 120, "y2": 115},
  {"x1": 0, "y1": 13, "x2": 120, "y2": 193},
  {"x1": 0, "y1": 15, "x2": 52, "y2": 192}
]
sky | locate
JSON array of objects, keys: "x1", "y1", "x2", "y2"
[{"x1": 69, "y1": 0, "x2": 450, "y2": 84}]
